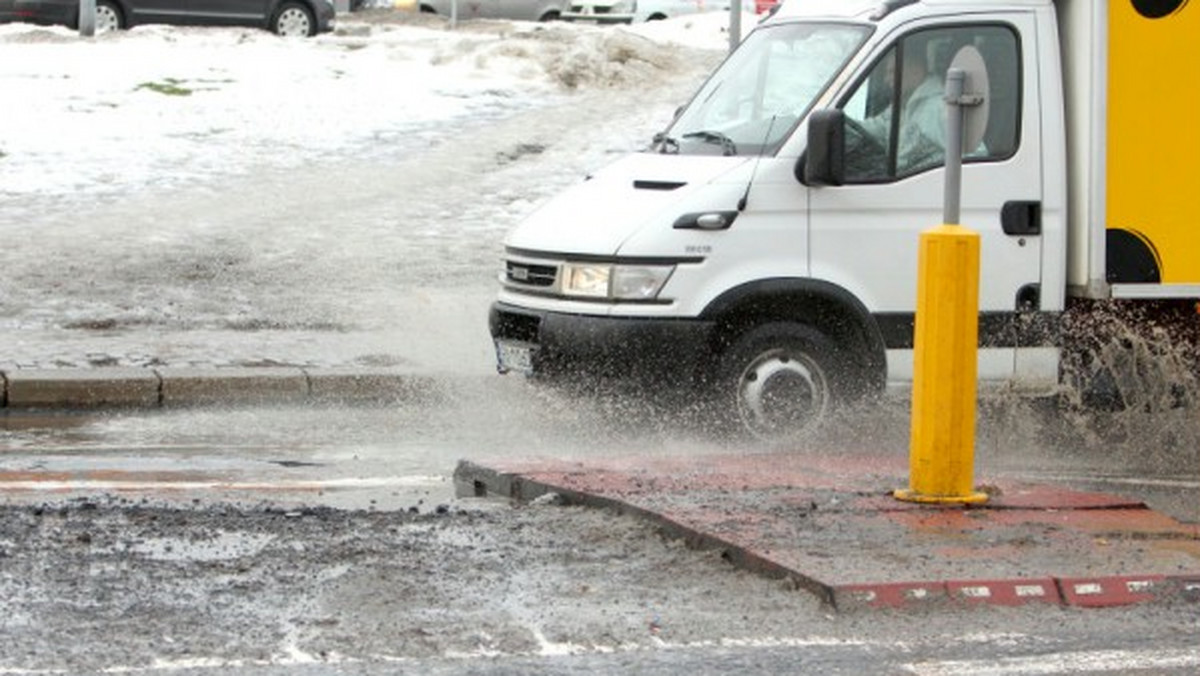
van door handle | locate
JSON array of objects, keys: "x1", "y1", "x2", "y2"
[{"x1": 1001, "y1": 201, "x2": 1041, "y2": 236}]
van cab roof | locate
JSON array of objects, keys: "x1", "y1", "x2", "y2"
[{"x1": 769, "y1": 0, "x2": 1052, "y2": 24}]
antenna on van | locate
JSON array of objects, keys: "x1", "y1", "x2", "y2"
[{"x1": 738, "y1": 115, "x2": 778, "y2": 212}]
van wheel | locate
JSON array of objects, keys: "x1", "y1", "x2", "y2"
[
  {"x1": 273, "y1": 2, "x2": 315, "y2": 37},
  {"x1": 714, "y1": 322, "x2": 849, "y2": 442}
]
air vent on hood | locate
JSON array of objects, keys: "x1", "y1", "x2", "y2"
[{"x1": 633, "y1": 180, "x2": 686, "y2": 191}]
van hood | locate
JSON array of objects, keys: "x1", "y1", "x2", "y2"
[{"x1": 505, "y1": 153, "x2": 752, "y2": 256}]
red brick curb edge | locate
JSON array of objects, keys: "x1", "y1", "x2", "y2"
[{"x1": 835, "y1": 574, "x2": 1200, "y2": 611}]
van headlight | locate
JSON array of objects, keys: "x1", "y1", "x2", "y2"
[{"x1": 561, "y1": 263, "x2": 674, "y2": 300}]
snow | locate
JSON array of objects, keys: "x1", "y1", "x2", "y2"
[
  {"x1": 0, "y1": 12, "x2": 748, "y2": 199},
  {"x1": 0, "y1": 11, "x2": 752, "y2": 371}
]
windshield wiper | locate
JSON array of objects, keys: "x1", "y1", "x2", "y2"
[{"x1": 682, "y1": 130, "x2": 738, "y2": 156}]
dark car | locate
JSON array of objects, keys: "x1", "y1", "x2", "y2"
[{"x1": 0, "y1": 0, "x2": 335, "y2": 36}]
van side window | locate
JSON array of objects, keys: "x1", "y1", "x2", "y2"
[{"x1": 839, "y1": 24, "x2": 1020, "y2": 182}]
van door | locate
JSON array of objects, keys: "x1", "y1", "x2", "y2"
[{"x1": 807, "y1": 16, "x2": 1042, "y2": 385}]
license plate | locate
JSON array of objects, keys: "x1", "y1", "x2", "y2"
[{"x1": 495, "y1": 341, "x2": 534, "y2": 375}]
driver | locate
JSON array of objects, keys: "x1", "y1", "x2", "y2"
[
  {"x1": 862, "y1": 47, "x2": 946, "y2": 172},
  {"x1": 894, "y1": 51, "x2": 946, "y2": 170}
]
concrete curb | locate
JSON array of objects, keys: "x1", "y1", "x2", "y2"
[{"x1": 0, "y1": 367, "x2": 445, "y2": 409}]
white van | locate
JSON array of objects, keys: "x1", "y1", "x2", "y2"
[{"x1": 490, "y1": 0, "x2": 1200, "y2": 440}]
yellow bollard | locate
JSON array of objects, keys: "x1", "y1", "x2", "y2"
[{"x1": 894, "y1": 224, "x2": 988, "y2": 505}]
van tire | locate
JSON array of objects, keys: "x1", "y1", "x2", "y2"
[{"x1": 713, "y1": 322, "x2": 850, "y2": 442}]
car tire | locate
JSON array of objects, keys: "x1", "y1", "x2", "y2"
[
  {"x1": 273, "y1": 2, "x2": 316, "y2": 37},
  {"x1": 95, "y1": 1, "x2": 124, "y2": 32},
  {"x1": 714, "y1": 321, "x2": 851, "y2": 442}
]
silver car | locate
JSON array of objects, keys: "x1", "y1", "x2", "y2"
[{"x1": 419, "y1": 0, "x2": 569, "y2": 22}]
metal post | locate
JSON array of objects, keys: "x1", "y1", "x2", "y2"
[
  {"x1": 450, "y1": 0, "x2": 457, "y2": 29},
  {"x1": 78, "y1": 0, "x2": 96, "y2": 37},
  {"x1": 942, "y1": 68, "x2": 965, "y2": 225},
  {"x1": 728, "y1": 0, "x2": 741, "y2": 54}
]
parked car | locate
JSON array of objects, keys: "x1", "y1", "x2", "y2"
[
  {"x1": 418, "y1": 0, "x2": 569, "y2": 22},
  {"x1": 0, "y1": 0, "x2": 335, "y2": 36},
  {"x1": 561, "y1": 0, "x2": 755, "y2": 24}
]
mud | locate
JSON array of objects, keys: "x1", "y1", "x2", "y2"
[
  {"x1": 0, "y1": 497, "x2": 827, "y2": 672},
  {"x1": 3, "y1": 486, "x2": 1197, "y2": 674}
]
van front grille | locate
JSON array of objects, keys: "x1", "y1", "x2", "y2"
[{"x1": 506, "y1": 261, "x2": 557, "y2": 288}]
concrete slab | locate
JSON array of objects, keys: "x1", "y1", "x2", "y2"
[
  {"x1": 158, "y1": 368, "x2": 308, "y2": 407},
  {"x1": 454, "y1": 452, "x2": 1200, "y2": 613},
  {"x1": 3, "y1": 368, "x2": 160, "y2": 408}
]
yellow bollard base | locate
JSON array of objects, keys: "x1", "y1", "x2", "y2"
[{"x1": 893, "y1": 488, "x2": 989, "y2": 505}]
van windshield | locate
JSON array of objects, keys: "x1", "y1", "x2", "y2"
[{"x1": 657, "y1": 22, "x2": 870, "y2": 157}]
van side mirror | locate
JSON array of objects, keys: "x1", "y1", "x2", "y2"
[{"x1": 803, "y1": 109, "x2": 846, "y2": 187}]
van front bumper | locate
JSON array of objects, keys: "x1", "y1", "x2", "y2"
[{"x1": 489, "y1": 302, "x2": 715, "y2": 381}]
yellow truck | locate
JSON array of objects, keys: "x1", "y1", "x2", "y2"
[{"x1": 1090, "y1": 0, "x2": 1198, "y2": 291}]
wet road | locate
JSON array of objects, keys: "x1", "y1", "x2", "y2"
[
  {"x1": 2, "y1": 376, "x2": 1197, "y2": 521},
  {"x1": 1, "y1": 389, "x2": 1199, "y2": 675},
  {"x1": 0, "y1": 373, "x2": 736, "y2": 510}
]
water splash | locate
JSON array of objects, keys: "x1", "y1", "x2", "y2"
[{"x1": 1054, "y1": 300, "x2": 1199, "y2": 471}]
